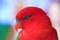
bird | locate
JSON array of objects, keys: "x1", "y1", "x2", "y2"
[{"x1": 14, "y1": 7, "x2": 58, "y2": 40}]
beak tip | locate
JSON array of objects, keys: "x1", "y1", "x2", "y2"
[{"x1": 14, "y1": 24, "x2": 21, "y2": 32}]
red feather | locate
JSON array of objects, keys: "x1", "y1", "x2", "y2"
[{"x1": 15, "y1": 7, "x2": 58, "y2": 40}]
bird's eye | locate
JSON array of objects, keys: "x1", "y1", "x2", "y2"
[{"x1": 23, "y1": 15, "x2": 32, "y2": 20}]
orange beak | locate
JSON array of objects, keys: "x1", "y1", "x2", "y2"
[{"x1": 14, "y1": 23, "x2": 21, "y2": 32}]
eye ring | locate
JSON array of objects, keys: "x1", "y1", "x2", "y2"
[{"x1": 23, "y1": 15, "x2": 32, "y2": 20}]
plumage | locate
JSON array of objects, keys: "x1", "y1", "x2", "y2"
[{"x1": 15, "y1": 7, "x2": 58, "y2": 40}]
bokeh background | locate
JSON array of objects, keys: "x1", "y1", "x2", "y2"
[{"x1": 0, "y1": 0, "x2": 60, "y2": 40}]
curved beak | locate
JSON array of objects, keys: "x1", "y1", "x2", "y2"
[{"x1": 14, "y1": 23, "x2": 21, "y2": 32}]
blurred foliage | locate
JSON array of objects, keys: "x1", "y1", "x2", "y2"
[{"x1": 0, "y1": 24, "x2": 10, "y2": 40}]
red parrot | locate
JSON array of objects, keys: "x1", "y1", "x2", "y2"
[{"x1": 14, "y1": 7, "x2": 58, "y2": 40}]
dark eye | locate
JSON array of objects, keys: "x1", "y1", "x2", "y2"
[{"x1": 23, "y1": 15, "x2": 32, "y2": 20}]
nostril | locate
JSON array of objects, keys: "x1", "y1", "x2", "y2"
[{"x1": 16, "y1": 20, "x2": 21, "y2": 24}]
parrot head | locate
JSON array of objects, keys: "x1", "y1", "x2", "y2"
[
  {"x1": 14, "y1": 7, "x2": 58, "y2": 40},
  {"x1": 15, "y1": 7, "x2": 51, "y2": 32}
]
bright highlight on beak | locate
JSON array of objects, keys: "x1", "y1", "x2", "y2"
[{"x1": 18, "y1": 28, "x2": 22, "y2": 33}]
